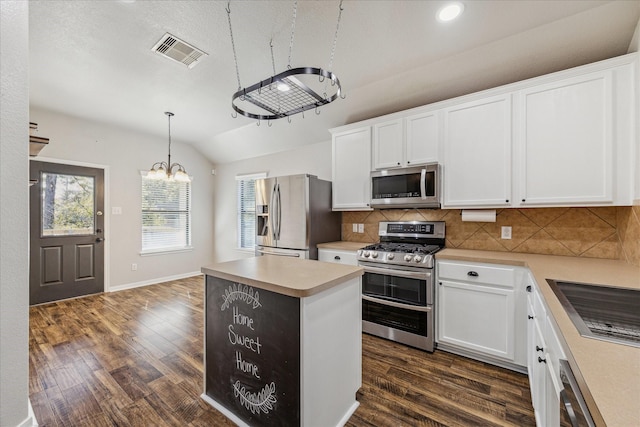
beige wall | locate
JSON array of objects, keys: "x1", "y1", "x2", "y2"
[
  {"x1": 0, "y1": 1, "x2": 30, "y2": 425},
  {"x1": 342, "y1": 206, "x2": 640, "y2": 266},
  {"x1": 29, "y1": 108, "x2": 216, "y2": 289}
]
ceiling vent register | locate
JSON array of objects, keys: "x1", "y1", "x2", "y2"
[{"x1": 151, "y1": 33, "x2": 208, "y2": 69}]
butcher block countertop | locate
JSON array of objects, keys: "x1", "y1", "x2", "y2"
[
  {"x1": 202, "y1": 256, "x2": 363, "y2": 298},
  {"x1": 436, "y1": 248, "x2": 640, "y2": 427}
]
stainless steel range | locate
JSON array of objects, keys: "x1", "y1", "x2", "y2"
[{"x1": 357, "y1": 221, "x2": 445, "y2": 352}]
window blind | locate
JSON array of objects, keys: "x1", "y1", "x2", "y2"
[
  {"x1": 236, "y1": 173, "x2": 266, "y2": 250},
  {"x1": 141, "y1": 176, "x2": 191, "y2": 252}
]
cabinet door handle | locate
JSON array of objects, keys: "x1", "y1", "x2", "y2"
[
  {"x1": 334, "y1": 256, "x2": 341, "y2": 260},
  {"x1": 528, "y1": 315, "x2": 534, "y2": 320},
  {"x1": 538, "y1": 357, "x2": 547, "y2": 364},
  {"x1": 467, "y1": 271, "x2": 479, "y2": 277},
  {"x1": 526, "y1": 285, "x2": 532, "y2": 293},
  {"x1": 536, "y1": 346, "x2": 544, "y2": 352}
]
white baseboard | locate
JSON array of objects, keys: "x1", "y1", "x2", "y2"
[
  {"x1": 201, "y1": 394, "x2": 250, "y2": 427},
  {"x1": 108, "y1": 271, "x2": 202, "y2": 292},
  {"x1": 16, "y1": 399, "x2": 37, "y2": 427}
]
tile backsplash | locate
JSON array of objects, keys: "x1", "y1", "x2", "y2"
[{"x1": 342, "y1": 206, "x2": 640, "y2": 266}]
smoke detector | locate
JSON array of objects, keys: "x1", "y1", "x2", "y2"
[{"x1": 151, "y1": 33, "x2": 207, "y2": 69}]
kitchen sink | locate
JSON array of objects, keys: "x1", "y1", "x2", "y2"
[{"x1": 546, "y1": 279, "x2": 640, "y2": 348}]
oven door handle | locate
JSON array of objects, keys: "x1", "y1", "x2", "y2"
[
  {"x1": 361, "y1": 265, "x2": 430, "y2": 280},
  {"x1": 362, "y1": 295, "x2": 432, "y2": 312}
]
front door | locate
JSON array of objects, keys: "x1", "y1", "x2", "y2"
[{"x1": 29, "y1": 161, "x2": 105, "y2": 305}]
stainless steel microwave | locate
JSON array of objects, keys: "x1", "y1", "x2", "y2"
[{"x1": 370, "y1": 164, "x2": 440, "y2": 209}]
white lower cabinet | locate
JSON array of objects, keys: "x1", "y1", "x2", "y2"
[
  {"x1": 436, "y1": 260, "x2": 527, "y2": 369},
  {"x1": 318, "y1": 248, "x2": 358, "y2": 266},
  {"x1": 526, "y1": 274, "x2": 565, "y2": 427}
]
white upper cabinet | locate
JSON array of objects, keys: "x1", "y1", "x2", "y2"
[
  {"x1": 443, "y1": 95, "x2": 512, "y2": 207},
  {"x1": 372, "y1": 119, "x2": 404, "y2": 169},
  {"x1": 405, "y1": 111, "x2": 439, "y2": 166},
  {"x1": 331, "y1": 126, "x2": 372, "y2": 211},
  {"x1": 372, "y1": 111, "x2": 440, "y2": 170},
  {"x1": 331, "y1": 53, "x2": 636, "y2": 209},
  {"x1": 517, "y1": 71, "x2": 614, "y2": 205}
]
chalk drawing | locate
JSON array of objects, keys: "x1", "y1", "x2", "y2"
[{"x1": 232, "y1": 380, "x2": 277, "y2": 415}]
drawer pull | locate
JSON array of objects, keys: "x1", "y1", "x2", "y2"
[
  {"x1": 536, "y1": 346, "x2": 544, "y2": 352},
  {"x1": 467, "y1": 271, "x2": 479, "y2": 277},
  {"x1": 526, "y1": 285, "x2": 532, "y2": 292},
  {"x1": 538, "y1": 357, "x2": 547, "y2": 364},
  {"x1": 528, "y1": 315, "x2": 534, "y2": 320},
  {"x1": 334, "y1": 256, "x2": 341, "y2": 260}
]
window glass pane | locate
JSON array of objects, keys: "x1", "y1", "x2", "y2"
[
  {"x1": 141, "y1": 176, "x2": 191, "y2": 252},
  {"x1": 41, "y1": 172, "x2": 95, "y2": 236}
]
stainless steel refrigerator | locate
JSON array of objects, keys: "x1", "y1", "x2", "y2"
[{"x1": 255, "y1": 174, "x2": 341, "y2": 259}]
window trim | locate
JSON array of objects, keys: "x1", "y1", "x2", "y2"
[
  {"x1": 140, "y1": 171, "x2": 193, "y2": 255},
  {"x1": 236, "y1": 172, "x2": 267, "y2": 251}
]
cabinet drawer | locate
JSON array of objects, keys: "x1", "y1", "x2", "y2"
[
  {"x1": 318, "y1": 249, "x2": 357, "y2": 266},
  {"x1": 438, "y1": 261, "x2": 516, "y2": 287}
]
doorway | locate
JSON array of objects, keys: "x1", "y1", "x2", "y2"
[{"x1": 29, "y1": 161, "x2": 105, "y2": 305}]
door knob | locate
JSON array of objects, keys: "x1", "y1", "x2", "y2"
[{"x1": 96, "y1": 237, "x2": 105, "y2": 243}]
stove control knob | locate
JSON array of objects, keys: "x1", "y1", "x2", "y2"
[
  {"x1": 414, "y1": 255, "x2": 423, "y2": 263},
  {"x1": 371, "y1": 251, "x2": 379, "y2": 259},
  {"x1": 363, "y1": 251, "x2": 370, "y2": 258},
  {"x1": 387, "y1": 253, "x2": 395, "y2": 260},
  {"x1": 404, "y1": 254, "x2": 413, "y2": 262}
]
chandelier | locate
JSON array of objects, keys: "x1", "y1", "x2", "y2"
[
  {"x1": 147, "y1": 112, "x2": 190, "y2": 182},
  {"x1": 226, "y1": 0, "x2": 345, "y2": 124}
]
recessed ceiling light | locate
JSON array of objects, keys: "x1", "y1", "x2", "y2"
[{"x1": 437, "y1": 2, "x2": 464, "y2": 22}]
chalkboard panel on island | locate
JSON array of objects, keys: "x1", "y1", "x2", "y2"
[{"x1": 201, "y1": 256, "x2": 363, "y2": 427}]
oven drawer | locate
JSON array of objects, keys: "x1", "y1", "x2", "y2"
[{"x1": 438, "y1": 260, "x2": 516, "y2": 288}]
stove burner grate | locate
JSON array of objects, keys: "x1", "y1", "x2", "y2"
[{"x1": 362, "y1": 243, "x2": 441, "y2": 255}]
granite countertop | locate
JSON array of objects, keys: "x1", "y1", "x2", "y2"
[
  {"x1": 436, "y1": 248, "x2": 640, "y2": 427},
  {"x1": 317, "y1": 241, "x2": 373, "y2": 251},
  {"x1": 202, "y1": 256, "x2": 363, "y2": 298}
]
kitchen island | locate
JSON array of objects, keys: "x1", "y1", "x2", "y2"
[{"x1": 201, "y1": 256, "x2": 363, "y2": 427}]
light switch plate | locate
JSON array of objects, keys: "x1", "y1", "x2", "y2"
[{"x1": 501, "y1": 226, "x2": 512, "y2": 239}]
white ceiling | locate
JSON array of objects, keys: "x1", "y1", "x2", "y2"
[{"x1": 29, "y1": 0, "x2": 640, "y2": 164}]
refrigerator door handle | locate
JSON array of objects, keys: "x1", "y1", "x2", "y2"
[
  {"x1": 256, "y1": 249, "x2": 301, "y2": 258},
  {"x1": 276, "y1": 183, "x2": 282, "y2": 240},
  {"x1": 269, "y1": 183, "x2": 277, "y2": 242}
]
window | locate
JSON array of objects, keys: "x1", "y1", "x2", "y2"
[
  {"x1": 236, "y1": 173, "x2": 266, "y2": 250},
  {"x1": 141, "y1": 174, "x2": 192, "y2": 254}
]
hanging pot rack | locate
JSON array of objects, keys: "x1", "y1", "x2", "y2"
[{"x1": 226, "y1": 0, "x2": 345, "y2": 123}]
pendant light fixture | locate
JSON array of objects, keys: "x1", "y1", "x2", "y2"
[
  {"x1": 147, "y1": 112, "x2": 190, "y2": 182},
  {"x1": 225, "y1": 0, "x2": 346, "y2": 124}
]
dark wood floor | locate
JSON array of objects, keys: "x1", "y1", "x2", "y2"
[{"x1": 29, "y1": 276, "x2": 535, "y2": 426}]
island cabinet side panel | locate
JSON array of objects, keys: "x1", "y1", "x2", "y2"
[
  {"x1": 300, "y1": 277, "x2": 362, "y2": 427},
  {"x1": 205, "y1": 275, "x2": 301, "y2": 427}
]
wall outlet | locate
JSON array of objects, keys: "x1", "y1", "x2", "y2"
[
  {"x1": 112, "y1": 207, "x2": 122, "y2": 215},
  {"x1": 501, "y1": 226, "x2": 512, "y2": 239},
  {"x1": 352, "y1": 224, "x2": 358, "y2": 232},
  {"x1": 131, "y1": 263, "x2": 138, "y2": 271},
  {"x1": 358, "y1": 223, "x2": 364, "y2": 233}
]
